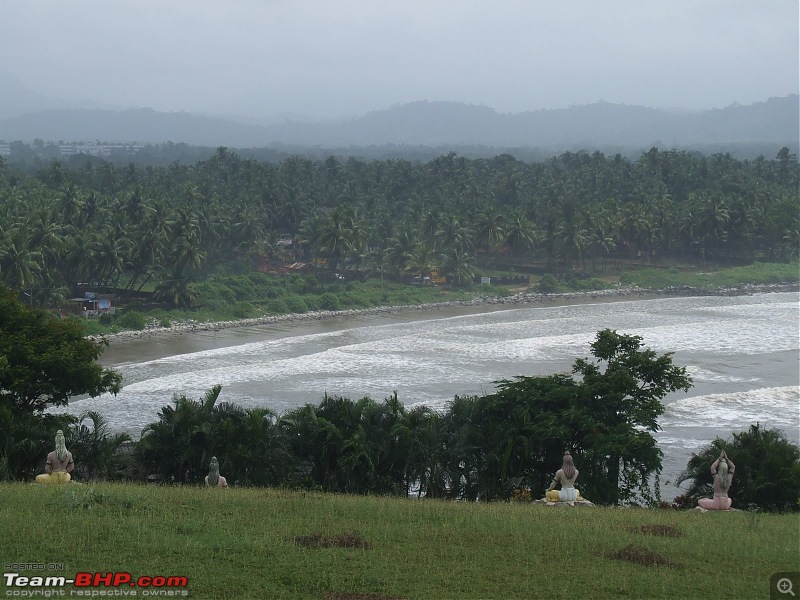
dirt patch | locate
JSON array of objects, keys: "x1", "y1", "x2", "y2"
[
  {"x1": 324, "y1": 594, "x2": 403, "y2": 600},
  {"x1": 293, "y1": 532, "x2": 372, "y2": 549},
  {"x1": 628, "y1": 524, "x2": 683, "y2": 537},
  {"x1": 607, "y1": 543, "x2": 678, "y2": 568}
]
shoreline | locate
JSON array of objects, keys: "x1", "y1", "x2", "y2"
[{"x1": 90, "y1": 282, "x2": 799, "y2": 344}]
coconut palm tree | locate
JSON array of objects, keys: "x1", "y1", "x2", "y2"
[
  {"x1": 72, "y1": 411, "x2": 132, "y2": 480},
  {"x1": 0, "y1": 233, "x2": 43, "y2": 291},
  {"x1": 440, "y1": 247, "x2": 476, "y2": 286}
]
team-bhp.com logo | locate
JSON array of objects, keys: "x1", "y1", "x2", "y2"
[{"x1": 4, "y1": 572, "x2": 189, "y2": 597}]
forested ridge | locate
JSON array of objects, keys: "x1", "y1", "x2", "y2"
[{"x1": 0, "y1": 147, "x2": 797, "y2": 306}]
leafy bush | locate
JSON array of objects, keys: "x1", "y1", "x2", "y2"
[
  {"x1": 78, "y1": 319, "x2": 108, "y2": 336},
  {"x1": 116, "y1": 311, "x2": 146, "y2": 330},
  {"x1": 230, "y1": 302, "x2": 255, "y2": 319},
  {"x1": 98, "y1": 313, "x2": 113, "y2": 326},
  {"x1": 567, "y1": 277, "x2": 610, "y2": 291},
  {"x1": 512, "y1": 487, "x2": 532, "y2": 503},
  {"x1": 319, "y1": 293, "x2": 340, "y2": 311},
  {"x1": 284, "y1": 295, "x2": 308, "y2": 314},
  {"x1": 536, "y1": 274, "x2": 559, "y2": 293},
  {"x1": 303, "y1": 295, "x2": 321, "y2": 311},
  {"x1": 264, "y1": 299, "x2": 288, "y2": 314}
]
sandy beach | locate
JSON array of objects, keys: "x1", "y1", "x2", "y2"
[{"x1": 90, "y1": 282, "x2": 799, "y2": 344}]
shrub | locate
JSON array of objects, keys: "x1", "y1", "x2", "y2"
[
  {"x1": 116, "y1": 311, "x2": 146, "y2": 331},
  {"x1": 284, "y1": 295, "x2": 308, "y2": 314},
  {"x1": 303, "y1": 295, "x2": 321, "y2": 311},
  {"x1": 319, "y1": 293, "x2": 340, "y2": 311},
  {"x1": 98, "y1": 313, "x2": 113, "y2": 326},
  {"x1": 512, "y1": 487, "x2": 532, "y2": 503},
  {"x1": 264, "y1": 299, "x2": 288, "y2": 314},
  {"x1": 230, "y1": 302, "x2": 255, "y2": 319},
  {"x1": 536, "y1": 274, "x2": 559, "y2": 293}
]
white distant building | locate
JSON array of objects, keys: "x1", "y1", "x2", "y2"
[
  {"x1": 0, "y1": 144, "x2": 10, "y2": 157},
  {"x1": 55, "y1": 143, "x2": 142, "y2": 158}
]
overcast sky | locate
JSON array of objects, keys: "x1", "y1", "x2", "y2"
[{"x1": 1, "y1": 0, "x2": 797, "y2": 120}]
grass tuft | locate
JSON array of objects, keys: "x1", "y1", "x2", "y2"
[
  {"x1": 628, "y1": 524, "x2": 683, "y2": 537},
  {"x1": 294, "y1": 532, "x2": 372, "y2": 549},
  {"x1": 607, "y1": 543, "x2": 678, "y2": 568}
]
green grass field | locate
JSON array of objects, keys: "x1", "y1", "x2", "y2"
[
  {"x1": 618, "y1": 262, "x2": 800, "y2": 289},
  {"x1": 1, "y1": 483, "x2": 797, "y2": 599}
]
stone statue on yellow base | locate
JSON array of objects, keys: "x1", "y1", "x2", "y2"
[
  {"x1": 35, "y1": 430, "x2": 74, "y2": 484},
  {"x1": 545, "y1": 451, "x2": 580, "y2": 504}
]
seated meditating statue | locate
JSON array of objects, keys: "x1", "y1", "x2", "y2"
[
  {"x1": 546, "y1": 451, "x2": 580, "y2": 504},
  {"x1": 204, "y1": 456, "x2": 228, "y2": 488},
  {"x1": 35, "y1": 430, "x2": 74, "y2": 484},
  {"x1": 698, "y1": 450, "x2": 735, "y2": 510}
]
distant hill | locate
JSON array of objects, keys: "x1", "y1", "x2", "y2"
[
  {"x1": 0, "y1": 108, "x2": 271, "y2": 147},
  {"x1": 0, "y1": 72, "x2": 57, "y2": 117},
  {"x1": 0, "y1": 94, "x2": 796, "y2": 152},
  {"x1": 0, "y1": 70, "x2": 115, "y2": 119},
  {"x1": 259, "y1": 96, "x2": 798, "y2": 148}
]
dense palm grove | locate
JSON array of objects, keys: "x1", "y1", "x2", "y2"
[{"x1": 0, "y1": 147, "x2": 797, "y2": 305}]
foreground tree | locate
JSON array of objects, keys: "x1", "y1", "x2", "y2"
[
  {"x1": 0, "y1": 286, "x2": 121, "y2": 479},
  {"x1": 0, "y1": 286, "x2": 122, "y2": 414},
  {"x1": 462, "y1": 329, "x2": 691, "y2": 504},
  {"x1": 676, "y1": 424, "x2": 800, "y2": 512},
  {"x1": 571, "y1": 329, "x2": 692, "y2": 504},
  {"x1": 427, "y1": 329, "x2": 692, "y2": 504}
]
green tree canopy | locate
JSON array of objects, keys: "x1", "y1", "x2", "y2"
[
  {"x1": 0, "y1": 286, "x2": 122, "y2": 413},
  {"x1": 427, "y1": 329, "x2": 692, "y2": 504},
  {"x1": 571, "y1": 329, "x2": 693, "y2": 504}
]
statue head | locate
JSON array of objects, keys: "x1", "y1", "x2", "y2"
[
  {"x1": 717, "y1": 457, "x2": 729, "y2": 489},
  {"x1": 207, "y1": 456, "x2": 220, "y2": 487},
  {"x1": 562, "y1": 451, "x2": 576, "y2": 480},
  {"x1": 55, "y1": 430, "x2": 67, "y2": 462}
]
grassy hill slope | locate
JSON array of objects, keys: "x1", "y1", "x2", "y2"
[{"x1": 0, "y1": 483, "x2": 797, "y2": 599}]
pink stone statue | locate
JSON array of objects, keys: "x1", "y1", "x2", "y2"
[
  {"x1": 35, "y1": 430, "x2": 74, "y2": 484},
  {"x1": 698, "y1": 450, "x2": 735, "y2": 510}
]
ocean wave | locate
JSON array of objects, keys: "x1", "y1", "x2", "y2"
[{"x1": 661, "y1": 386, "x2": 800, "y2": 432}]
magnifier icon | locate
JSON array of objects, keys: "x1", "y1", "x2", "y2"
[{"x1": 778, "y1": 578, "x2": 796, "y2": 596}]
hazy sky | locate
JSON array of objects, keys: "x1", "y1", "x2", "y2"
[{"x1": 1, "y1": 0, "x2": 797, "y2": 119}]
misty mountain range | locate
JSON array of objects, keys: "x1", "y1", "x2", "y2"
[{"x1": 0, "y1": 71, "x2": 797, "y2": 151}]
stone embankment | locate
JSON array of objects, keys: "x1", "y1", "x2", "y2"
[{"x1": 89, "y1": 282, "x2": 798, "y2": 344}]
